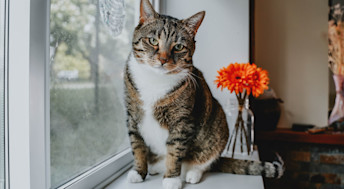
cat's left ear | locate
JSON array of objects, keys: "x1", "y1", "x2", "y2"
[
  {"x1": 182, "y1": 11, "x2": 206, "y2": 36},
  {"x1": 140, "y1": 0, "x2": 158, "y2": 24}
]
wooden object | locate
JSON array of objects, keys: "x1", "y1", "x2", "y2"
[{"x1": 256, "y1": 128, "x2": 344, "y2": 145}]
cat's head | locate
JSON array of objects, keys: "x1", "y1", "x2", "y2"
[{"x1": 132, "y1": 0, "x2": 205, "y2": 75}]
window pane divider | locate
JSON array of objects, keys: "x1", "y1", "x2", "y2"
[
  {"x1": 29, "y1": 0, "x2": 50, "y2": 188},
  {"x1": 3, "y1": 0, "x2": 9, "y2": 188}
]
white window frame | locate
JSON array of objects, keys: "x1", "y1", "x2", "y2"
[
  {"x1": 5, "y1": 0, "x2": 160, "y2": 188},
  {"x1": 1, "y1": 0, "x2": 8, "y2": 189}
]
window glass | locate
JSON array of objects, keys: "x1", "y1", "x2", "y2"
[{"x1": 49, "y1": 0, "x2": 135, "y2": 187}]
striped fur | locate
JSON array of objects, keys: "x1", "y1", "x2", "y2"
[
  {"x1": 124, "y1": 0, "x2": 284, "y2": 188},
  {"x1": 211, "y1": 153, "x2": 285, "y2": 179}
]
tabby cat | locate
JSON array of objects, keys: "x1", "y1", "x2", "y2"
[{"x1": 124, "y1": 0, "x2": 284, "y2": 188}]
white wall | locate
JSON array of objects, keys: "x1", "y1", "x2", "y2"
[
  {"x1": 255, "y1": 0, "x2": 328, "y2": 127},
  {"x1": 161, "y1": 0, "x2": 249, "y2": 110}
]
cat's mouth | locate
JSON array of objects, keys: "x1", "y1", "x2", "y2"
[
  {"x1": 149, "y1": 64, "x2": 170, "y2": 74},
  {"x1": 150, "y1": 64, "x2": 185, "y2": 75}
]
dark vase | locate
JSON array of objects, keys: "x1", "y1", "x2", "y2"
[{"x1": 251, "y1": 98, "x2": 282, "y2": 131}]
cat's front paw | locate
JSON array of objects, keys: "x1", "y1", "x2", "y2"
[
  {"x1": 127, "y1": 170, "x2": 144, "y2": 183},
  {"x1": 162, "y1": 177, "x2": 182, "y2": 189},
  {"x1": 186, "y1": 169, "x2": 203, "y2": 184}
]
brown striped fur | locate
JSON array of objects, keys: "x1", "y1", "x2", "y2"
[{"x1": 124, "y1": 0, "x2": 284, "y2": 187}]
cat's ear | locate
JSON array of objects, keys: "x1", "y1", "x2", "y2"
[
  {"x1": 140, "y1": 0, "x2": 158, "y2": 24},
  {"x1": 183, "y1": 11, "x2": 206, "y2": 36}
]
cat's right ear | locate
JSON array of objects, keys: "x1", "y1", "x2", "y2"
[
  {"x1": 183, "y1": 11, "x2": 206, "y2": 36},
  {"x1": 140, "y1": 0, "x2": 158, "y2": 24}
]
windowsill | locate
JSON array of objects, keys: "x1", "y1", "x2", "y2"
[{"x1": 105, "y1": 150, "x2": 264, "y2": 189}]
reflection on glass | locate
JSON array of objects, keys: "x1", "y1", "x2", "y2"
[{"x1": 49, "y1": 0, "x2": 135, "y2": 187}]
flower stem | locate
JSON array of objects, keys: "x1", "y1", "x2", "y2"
[
  {"x1": 231, "y1": 114, "x2": 241, "y2": 158},
  {"x1": 226, "y1": 126, "x2": 235, "y2": 152},
  {"x1": 243, "y1": 124, "x2": 251, "y2": 154},
  {"x1": 240, "y1": 118, "x2": 243, "y2": 153}
]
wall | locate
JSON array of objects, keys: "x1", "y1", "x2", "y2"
[
  {"x1": 161, "y1": 0, "x2": 249, "y2": 110},
  {"x1": 258, "y1": 141, "x2": 344, "y2": 189},
  {"x1": 255, "y1": 0, "x2": 329, "y2": 127}
]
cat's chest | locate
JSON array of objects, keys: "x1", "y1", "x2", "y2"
[
  {"x1": 139, "y1": 108, "x2": 169, "y2": 155},
  {"x1": 128, "y1": 55, "x2": 185, "y2": 155}
]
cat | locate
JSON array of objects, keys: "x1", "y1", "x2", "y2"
[{"x1": 124, "y1": 0, "x2": 284, "y2": 189}]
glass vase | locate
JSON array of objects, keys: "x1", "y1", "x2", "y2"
[
  {"x1": 329, "y1": 74, "x2": 344, "y2": 125},
  {"x1": 223, "y1": 96, "x2": 254, "y2": 158}
]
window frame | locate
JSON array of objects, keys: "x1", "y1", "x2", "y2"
[
  {"x1": 1, "y1": 0, "x2": 8, "y2": 189},
  {"x1": 6, "y1": 0, "x2": 160, "y2": 188}
]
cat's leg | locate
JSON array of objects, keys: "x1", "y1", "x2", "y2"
[
  {"x1": 163, "y1": 151, "x2": 183, "y2": 189},
  {"x1": 148, "y1": 150, "x2": 165, "y2": 175},
  {"x1": 127, "y1": 139, "x2": 148, "y2": 182},
  {"x1": 163, "y1": 134, "x2": 190, "y2": 189},
  {"x1": 127, "y1": 136, "x2": 148, "y2": 182},
  {"x1": 185, "y1": 168, "x2": 204, "y2": 184},
  {"x1": 126, "y1": 121, "x2": 148, "y2": 182},
  {"x1": 185, "y1": 157, "x2": 216, "y2": 184}
]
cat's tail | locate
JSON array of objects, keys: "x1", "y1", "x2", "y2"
[{"x1": 211, "y1": 153, "x2": 284, "y2": 179}]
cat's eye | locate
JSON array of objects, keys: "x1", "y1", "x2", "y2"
[
  {"x1": 174, "y1": 44, "x2": 184, "y2": 51},
  {"x1": 149, "y1": 38, "x2": 159, "y2": 46}
]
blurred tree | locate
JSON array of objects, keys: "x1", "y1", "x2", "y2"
[
  {"x1": 50, "y1": 0, "x2": 95, "y2": 81},
  {"x1": 50, "y1": 0, "x2": 135, "y2": 79},
  {"x1": 53, "y1": 43, "x2": 91, "y2": 80}
]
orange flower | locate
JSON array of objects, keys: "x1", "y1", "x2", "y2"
[
  {"x1": 215, "y1": 63, "x2": 269, "y2": 97},
  {"x1": 249, "y1": 64, "x2": 270, "y2": 97}
]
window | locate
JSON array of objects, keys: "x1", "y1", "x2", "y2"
[
  {"x1": 49, "y1": 0, "x2": 136, "y2": 187},
  {"x1": 49, "y1": 0, "x2": 141, "y2": 188},
  {"x1": 6, "y1": 0, "x2": 161, "y2": 188}
]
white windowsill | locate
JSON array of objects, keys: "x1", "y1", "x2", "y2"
[{"x1": 105, "y1": 150, "x2": 264, "y2": 189}]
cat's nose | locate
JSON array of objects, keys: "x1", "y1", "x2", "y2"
[
  {"x1": 159, "y1": 57, "x2": 169, "y2": 65},
  {"x1": 158, "y1": 51, "x2": 170, "y2": 65}
]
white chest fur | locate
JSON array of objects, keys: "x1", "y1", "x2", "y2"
[{"x1": 128, "y1": 54, "x2": 187, "y2": 155}]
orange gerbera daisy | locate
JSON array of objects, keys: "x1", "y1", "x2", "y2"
[
  {"x1": 249, "y1": 64, "x2": 270, "y2": 97},
  {"x1": 215, "y1": 63, "x2": 269, "y2": 97},
  {"x1": 215, "y1": 63, "x2": 254, "y2": 94}
]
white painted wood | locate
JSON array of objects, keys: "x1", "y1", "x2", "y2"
[
  {"x1": 58, "y1": 149, "x2": 133, "y2": 189},
  {"x1": 107, "y1": 172, "x2": 264, "y2": 189},
  {"x1": 8, "y1": 0, "x2": 31, "y2": 188},
  {"x1": 105, "y1": 150, "x2": 264, "y2": 189}
]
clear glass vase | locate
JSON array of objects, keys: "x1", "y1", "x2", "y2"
[
  {"x1": 223, "y1": 96, "x2": 254, "y2": 158},
  {"x1": 329, "y1": 74, "x2": 344, "y2": 125}
]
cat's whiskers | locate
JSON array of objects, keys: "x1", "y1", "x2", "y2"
[
  {"x1": 179, "y1": 65, "x2": 200, "y2": 88},
  {"x1": 186, "y1": 72, "x2": 198, "y2": 89},
  {"x1": 165, "y1": 65, "x2": 184, "y2": 74},
  {"x1": 168, "y1": 65, "x2": 198, "y2": 90}
]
